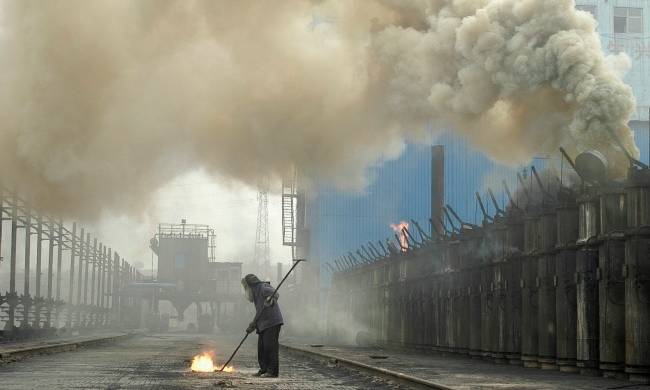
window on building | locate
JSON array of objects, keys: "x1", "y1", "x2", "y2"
[
  {"x1": 576, "y1": 4, "x2": 597, "y2": 18},
  {"x1": 614, "y1": 7, "x2": 644, "y2": 34}
]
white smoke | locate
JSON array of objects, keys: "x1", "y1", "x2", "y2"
[
  {"x1": 370, "y1": 0, "x2": 638, "y2": 173},
  {"x1": 0, "y1": 0, "x2": 638, "y2": 218}
]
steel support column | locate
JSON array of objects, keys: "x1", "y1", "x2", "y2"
[
  {"x1": 34, "y1": 215, "x2": 43, "y2": 328},
  {"x1": 75, "y1": 228, "x2": 84, "y2": 327},
  {"x1": 22, "y1": 205, "x2": 31, "y2": 328},
  {"x1": 66, "y1": 222, "x2": 76, "y2": 328},
  {"x1": 46, "y1": 220, "x2": 54, "y2": 327}
]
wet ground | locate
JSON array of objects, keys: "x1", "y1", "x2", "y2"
[{"x1": 0, "y1": 332, "x2": 405, "y2": 389}]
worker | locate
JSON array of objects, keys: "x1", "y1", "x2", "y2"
[{"x1": 241, "y1": 274, "x2": 283, "y2": 378}]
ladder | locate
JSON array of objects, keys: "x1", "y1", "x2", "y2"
[{"x1": 282, "y1": 172, "x2": 297, "y2": 248}]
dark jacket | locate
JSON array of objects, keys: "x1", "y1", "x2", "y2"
[{"x1": 244, "y1": 275, "x2": 284, "y2": 333}]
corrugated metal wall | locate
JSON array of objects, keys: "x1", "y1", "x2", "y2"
[{"x1": 308, "y1": 125, "x2": 650, "y2": 286}]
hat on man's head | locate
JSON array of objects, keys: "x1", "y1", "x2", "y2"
[{"x1": 242, "y1": 274, "x2": 262, "y2": 286}]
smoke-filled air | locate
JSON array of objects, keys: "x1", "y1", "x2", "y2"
[{"x1": 0, "y1": 0, "x2": 638, "y2": 218}]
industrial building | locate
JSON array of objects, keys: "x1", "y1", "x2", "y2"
[{"x1": 305, "y1": 0, "x2": 650, "y2": 289}]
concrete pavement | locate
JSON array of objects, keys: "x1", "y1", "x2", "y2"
[{"x1": 0, "y1": 332, "x2": 405, "y2": 389}]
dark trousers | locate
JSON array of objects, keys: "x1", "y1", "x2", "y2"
[{"x1": 257, "y1": 324, "x2": 281, "y2": 375}]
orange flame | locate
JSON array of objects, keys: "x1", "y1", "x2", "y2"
[
  {"x1": 190, "y1": 352, "x2": 234, "y2": 373},
  {"x1": 390, "y1": 221, "x2": 409, "y2": 252}
]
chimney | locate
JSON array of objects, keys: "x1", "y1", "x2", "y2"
[{"x1": 431, "y1": 145, "x2": 445, "y2": 236}]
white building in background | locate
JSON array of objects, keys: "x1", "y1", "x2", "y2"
[{"x1": 576, "y1": 0, "x2": 650, "y2": 124}]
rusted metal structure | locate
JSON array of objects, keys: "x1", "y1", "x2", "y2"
[
  {"x1": 575, "y1": 186, "x2": 601, "y2": 375},
  {"x1": 326, "y1": 156, "x2": 650, "y2": 382},
  {"x1": 555, "y1": 189, "x2": 580, "y2": 372},
  {"x1": 624, "y1": 166, "x2": 650, "y2": 381},
  {"x1": 0, "y1": 188, "x2": 143, "y2": 340}
]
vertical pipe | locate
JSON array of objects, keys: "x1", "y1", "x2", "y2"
[
  {"x1": 76, "y1": 228, "x2": 84, "y2": 306},
  {"x1": 46, "y1": 219, "x2": 54, "y2": 326},
  {"x1": 81, "y1": 233, "x2": 89, "y2": 326},
  {"x1": 431, "y1": 145, "x2": 445, "y2": 236},
  {"x1": 46, "y1": 220, "x2": 54, "y2": 298},
  {"x1": 598, "y1": 188, "x2": 627, "y2": 377},
  {"x1": 91, "y1": 238, "x2": 97, "y2": 307},
  {"x1": 536, "y1": 208, "x2": 558, "y2": 370},
  {"x1": 83, "y1": 233, "x2": 89, "y2": 305},
  {"x1": 521, "y1": 209, "x2": 540, "y2": 368},
  {"x1": 8, "y1": 192, "x2": 18, "y2": 329},
  {"x1": 101, "y1": 246, "x2": 107, "y2": 309},
  {"x1": 555, "y1": 199, "x2": 579, "y2": 372},
  {"x1": 34, "y1": 214, "x2": 43, "y2": 327},
  {"x1": 23, "y1": 204, "x2": 31, "y2": 327},
  {"x1": 23, "y1": 205, "x2": 31, "y2": 296},
  {"x1": 35, "y1": 215, "x2": 42, "y2": 298},
  {"x1": 112, "y1": 253, "x2": 119, "y2": 323},
  {"x1": 56, "y1": 220, "x2": 63, "y2": 301},
  {"x1": 106, "y1": 248, "x2": 112, "y2": 310},
  {"x1": 505, "y1": 211, "x2": 524, "y2": 365},
  {"x1": 99, "y1": 244, "x2": 104, "y2": 309},
  {"x1": 67, "y1": 222, "x2": 76, "y2": 328},
  {"x1": 624, "y1": 169, "x2": 650, "y2": 381}
]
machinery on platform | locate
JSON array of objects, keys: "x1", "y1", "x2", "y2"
[{"x1": 147, "y1": 220, "x2": 243, "y2": 331}]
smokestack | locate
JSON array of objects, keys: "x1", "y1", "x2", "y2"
[{"x1": 431, "y1": 145, "x2": 444, "y2": 237}]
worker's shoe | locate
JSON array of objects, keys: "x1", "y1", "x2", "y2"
[
  {"x1": 252, "y1": 370, "x2": 266, "y2": 377},
  {"x1": 260, "y1": 372, "x2": 278, "y2": 378}
]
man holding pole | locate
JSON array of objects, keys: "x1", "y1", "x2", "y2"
[{"x1": 242, "y1": 274, "x2": 283, "y2": 378}]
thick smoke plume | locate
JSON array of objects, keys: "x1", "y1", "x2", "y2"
[{"x1": 0, "y1": 0, "x2": 638, "y2": 218}]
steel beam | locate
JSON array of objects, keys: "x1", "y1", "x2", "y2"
[
  {"x1": 22, "y1": 204, "x2": 31, "y2": 327},
  {"x1": 67, "y1": 222, "x2": 77, "y2": 328},
  {"x1": 8, "y1": 192, "x2": 18, "y2": 329}
]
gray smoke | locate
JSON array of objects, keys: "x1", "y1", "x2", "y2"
[{"x1": 0, "y1": 0, "x2": 638, "y2": 218}]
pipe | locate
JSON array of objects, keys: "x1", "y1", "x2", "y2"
[
  {"x1": 411, "y1": 219, "x2": 431, "y2": 242},
  {"x1": 476, "y1": 192, "x2": 492, "y2": 222},
  {"x1": 502, "y1": 180, "x2": 519, "y2": 210},
  {"x1": 487, "y1": 188, "x2": 505, "y2": 216}
]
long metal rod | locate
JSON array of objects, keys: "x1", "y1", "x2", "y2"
[
  {"x1": 67, "y1": 222, "x2": 76, "y2": 327},
  {"x1": 476, "y1": 192, "x2": 491, "y2": 222},
  {"x1": 91, "y1": 238, "x2": 97, "y2": 307},
  {"x1": 83, "y1": 233, "x2": 90, "y2": 306},
  {"x1": 76, "y1": 228, "x2": 84, "y2": 307},
  {"x1": 47, "y1": 222, "x2": 54, "y2": 300},
  {"x1": 219, "y1": 259, "x2": 305, "y2": 372},
  {"x1": 9, "y1": 192, "x2": 17, "y2": 328},
  {"x1": 56, "y1": 220, "x2": 63, "y2": 301},
  {"x1": 35, "y1": 215, "x2": 42, "y2": 299},
  {"x1": 46, "y1": 222, "x2": 54, "y2": 326},
  {"x1": 24, "y1": 205, "x2": 31, "y2": 302}
]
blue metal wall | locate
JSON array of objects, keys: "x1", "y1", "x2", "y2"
[
  {"x1": 308, "y1": 126, "x2": 650, "y2": 286},
  {"x1": 307, "y1": 133, "x2": 532, "y2": 285}
]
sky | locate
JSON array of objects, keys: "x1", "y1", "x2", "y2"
[
  {"x1": 0, "y1": 169, "x2": 292, "y2": 286},
  {"x1": 93, "y1": 169, "x2": 293, "y2": 275}
]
